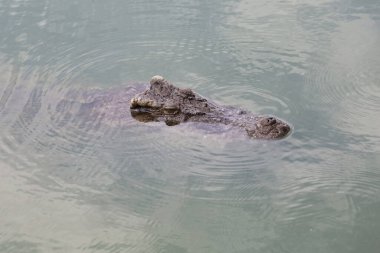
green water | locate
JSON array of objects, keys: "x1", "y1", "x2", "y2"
[{"x1": 0, "y1": 0, "x2": 380, "y2": 252}]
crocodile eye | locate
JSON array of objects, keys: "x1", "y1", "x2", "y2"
[
  {"x1": 164, "y1": 108, "x2": 179, "y2": 114},
  {"x1": 163, "y1": 102, "x2": 180, "y2": 115}
]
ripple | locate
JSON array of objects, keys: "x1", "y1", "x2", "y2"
[
  {"x1": 1, "y1": 1, "x2": 379, "y2": 252},
  {"x1": 276, "y1": 145, "x2": 380, "y2": 232},
  {"x1": 305, "y1": 61, "x2": 380, "y2": 152},
  {"x1": 102, "y1": 126, "x2": 292, "y2": 206},
  {"x1": 0, "y1": 67, "x2": 146, "y2": 190},
  {"x1": 307, "y1": 65, "x2": 380, "y2": 110}
]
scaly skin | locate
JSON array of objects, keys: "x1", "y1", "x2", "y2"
[{"x1": 130, "y1": 76, "x2": 291, "y2": 139}]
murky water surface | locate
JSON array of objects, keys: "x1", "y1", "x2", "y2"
[{"x1": 1, "y1": 0, "x2": 380, "y2": 252}]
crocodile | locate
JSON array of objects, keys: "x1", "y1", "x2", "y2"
[{"x1": 130, "y1": 76, "x2": 291, "y2": 139}]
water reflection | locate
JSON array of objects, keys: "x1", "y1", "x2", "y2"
[{"x1": 0, "y1": 0, "x2": 380, "y2": 252}]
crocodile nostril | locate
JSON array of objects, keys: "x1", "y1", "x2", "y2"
[{"x1": 261, "y1": 117, "x2": 277, "y2": 126}]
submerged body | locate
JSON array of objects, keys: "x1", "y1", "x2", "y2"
[{"x1": 130, "y1": 76, "x2": 291, "y2": 139}]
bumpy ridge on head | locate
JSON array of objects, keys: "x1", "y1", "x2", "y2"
[{"x1": 150, "y1": 75, "x2": 165, "y2": 85}]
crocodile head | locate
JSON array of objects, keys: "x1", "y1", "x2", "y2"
[
  {"x1": 130, "y1": 75, "x2": 211, "y2": 126},
  {"x1": 130, "y1": 76, "x2": 291, "y2": 139}
]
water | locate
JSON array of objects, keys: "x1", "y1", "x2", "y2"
[{"x1": 0, "y1": 0, "x2": 379, "y2": 252}]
